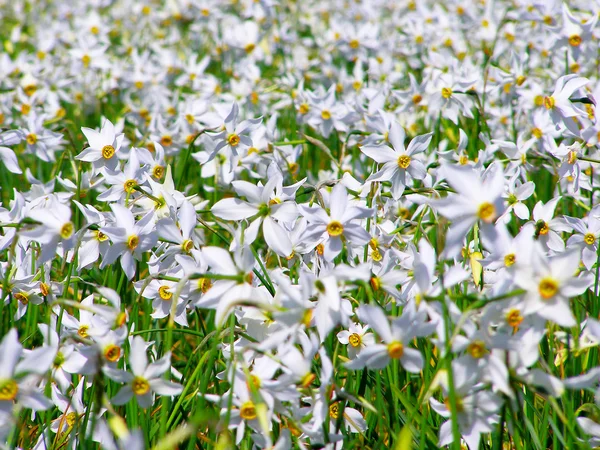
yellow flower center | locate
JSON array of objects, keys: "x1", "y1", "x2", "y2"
[
  {"x1": 26, "y1": 133, "x2": 37, "y2": 145},
  {"x1": 54, "y1": 351, "x2": 65, "y2": 368},
  {"x1": 327, "y1": 221, "x2": 344, "y2": 237},
  {"x1": 65, "y1": 412, "x2": 78, "y2": 427},
  {"x1": 14, "y1": 292, "x2": 29, "y2": 305},
  {"x1": 160, "y1": 135, "x2": 172, "y2": 147},
  {"x1": 40, "y1": 282, "x2": 50, "y2": 297},
  {"x1": 348, "y1": 333, "x2": 362, "y2": 347},
  {"x1": 444, "y1": 397, "x2": 464, "y2": 413},
  {"x1": 247, "y1": 374, "x2": 261, "y2": 391},
  {"x1": 132, "y1": 376, "x2": 150, "y2": 395},
  {"x1": 0, "y1": 380, "x2": 18, "y2": 401},
  {"x1": 115, "y1": 312, "x2": 127, "y2": 328},
  {"x1": 102, "y1": 145, "x2": 115, "y2": 159},
  {"x1": 158, "y1": 285, "x2": 172, "y2": 301},
  {"x1": 127, "y1": 235, "x2": 139, "y2": 251},
  {"x1": 300, "y1": 372, "x2": 315, "y2": 388},
  {"x1": 321, "y1": 109, "x2": 331, "y2": 120},
  {"x1": 153, "y1": 165, "x2": 165, "y2": 179},
  {"x1": 584, "y1": 233, "x2": 596, "y2": 245},
  {"x1": 477, "y1": 202, "x2": 496, "y2": 223},
  {"x1": 329, "y1": 402, "x2": 340, "y2": 419},
  {"x1": 441, "y1": 87, "x2": 453, "y2": 99},
  {"x1": 349, "y1": 39, "x2": 360, "y2": 49},
  {"x1": 82, "y1": 54, "x2": 91, "y2": 67},
  {"x1": 370, "y1": 276, "x2": 381, "y2": 291},
  {"x1": 227, "y1": 134, "x2": 240, "y2": 147},
  {"x1": 397, "y1": 154, "x2": 411, "y2": 169},
  {"x1": 240, "y1": 401, "x2": 257, "y2": 420},
  {"x1": 537, "y1": 221, "x2": 549, "y2": 235},
  {"x1": 568, "y1": 150, "x2": 577, "y2": 165},
  {"x1": 568, "y1": 35, "x2": 582, "y2": 47},
  {"x1": 302, "y1": 309, "x2": 313, "y2": 328},
  {"x1": 104, "y1": 344, "x2": 121, "y2": 362},
  {"x1": 299, "y1": 103, "x2": 310, "y2": 115},
  {"x1": 197, "y1": 277, "x2": 213, "y2": 293},
  {"x1": 387, "y1": 341, "x2": 404, "y2": 359},
  {"x1": 24, "y1": 84, "x2": 37, "y2": 96},
  {"x1": 371, "y1": 249, "x2": 382, "y2": 262},
  {"x1": 543, "y1": 96, "x2": 555, "y2": 110},
  {"x1": 244, "y1": 43, "x2": 256, "y2": 53},
  {"x1": 60, "y1": 222, "x2": 74, "y2": 239},
  {"x1": 182, "y1": 239, "x2": 194, "y2": 253},
  {"x1": 467, "y1": 340, "x2": 487, "y2": 359},
  {"x1": 412, "y1": 94, "x2": 422, "y2": 104},
  {"x1": 459, "y1": 155, "x2": 469, "y2": 165},
  {"x1": 506, "y1": 308, "x2": 523, "y2": 328},
  {"x1": 532, "y1": 127, "x2": 543, "y2": 139},
  {"x1": 538, "y1": 277, "x2": 559, "y2": 300},
  {"x1": 95, "y1": 230, "x2": 109, "y2": 242},
  {"x1": 504, "y1": 253, "x2": 516, "y2": 267},
  {"x1": 78, "y1": 325, "x2": 89, "y2": 338},
  {"x1": 124, "y1": 179, "x2": 137, "y2": 194}
]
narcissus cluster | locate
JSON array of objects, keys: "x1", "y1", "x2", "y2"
[{"x1": 0, "y1": 1, "x2": 600, "y2": 449}]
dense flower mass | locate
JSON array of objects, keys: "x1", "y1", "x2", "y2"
[{"x1": 0, "y1": 0, "x2": 600, "y2": 449}]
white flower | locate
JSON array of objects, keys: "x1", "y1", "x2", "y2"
[
  {"x1": 515, "y1": 247, "x2": 593, "y2": 327},
  {"x1": 361, "y1": 122, "x2": 432, "y2": 199},
  {"x1": 298, "y1": 184, "x2": 371, "y2": 261},
  {"x1": 432, "y1": 163, "x2": 505, "y2": 259},
  {"x1": 104, "y1": 336, "x2": 182, "y2": 408},
  {"x1": 77, "y1": 118, "x2": 124, "y2": 172}
]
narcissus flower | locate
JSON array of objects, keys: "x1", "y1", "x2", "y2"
[
  {"x1": 361, "y1": 122, "x2": 432, "y2": 199},
  {"x1": 432, "y1": 163, "x2": 505, "y2": 259},
  {"x1": 76, "y1": 118, "x2": 124, "y2": 172},
  {"x1": 104, "y1": 336, "x2": 182, "y2": 408},
  {"x1": 298, "y1": 184, "x2": 371, "y2": 261},
  {"x1": 515, "y1": 247, "x2": 593, "y2": 327}
]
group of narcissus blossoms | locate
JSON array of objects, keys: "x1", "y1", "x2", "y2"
[{"x1": 2, "y1": 0, "x2": 600, "y2": 449}]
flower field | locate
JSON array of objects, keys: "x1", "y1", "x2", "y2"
[{"x1": 1, "y1": 0, "x2": 600, "y2": 449}]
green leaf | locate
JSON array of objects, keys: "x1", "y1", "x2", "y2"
[{"x1": 394, "y1": 424, "x2": 412, "y2": 450}]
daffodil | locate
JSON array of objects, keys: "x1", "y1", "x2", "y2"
[
  {"x1": 100, "y1": 204, "x2": 158, "y2": 279},
  {"x1": 361, "y1": 122, "x2": 432, "y2": 199},
  {"x1": 298, "y1": 184, "x2": 371, "y2": 261},
  {"x1": 345, "y1": 304, "x2": 434, "y2": 372},
  {"x1": 207, "y1": 102, "x2": 262, "y2": 172},
  {"x1": 76, "y1": 118, "x2": 124, "y2": 173},
  {"x1": 22, "y1": 201, "x2": 77, "y2": 264},
  {"x1": 432, "y1": 163, "x2": 505, "y2": 259},
  {"x1": 515, "y1": 247, "x2": 593, "y2": 327},
  {"x1": 104, "y1": 336, "x2": 182, "y2": 408}
]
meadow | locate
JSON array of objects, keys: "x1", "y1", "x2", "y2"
[{"x1": 0, "y1": 1, "x2": 600, "y2": 449}]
